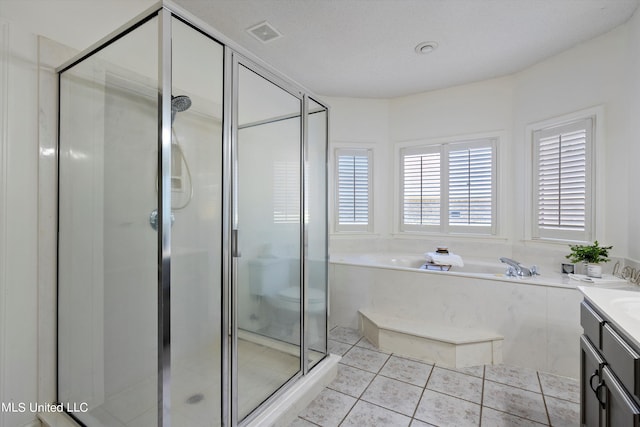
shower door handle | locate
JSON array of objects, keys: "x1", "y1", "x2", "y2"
[{"x1": 232, "y1": 229, "x2": 241, "y2": 258}]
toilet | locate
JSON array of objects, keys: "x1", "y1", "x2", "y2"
[{"x1": 249, "y1": 258, "x2": 326, "y2": 344}]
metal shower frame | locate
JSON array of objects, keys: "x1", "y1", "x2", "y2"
[{"x1": 55, "y1": 1, "x2": 330, "y2": 426}]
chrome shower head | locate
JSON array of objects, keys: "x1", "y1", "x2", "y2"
[
  {"x1": 172, "y1": 95, "x2": 191, "y2": 112},
  {"x1": 171, "y1": 95, "x2": 192, "y2": 123}
]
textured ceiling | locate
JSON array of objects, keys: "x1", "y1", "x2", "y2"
[
  {"x1": 1, "y1": 0, "x2": 638, "y2": 98},
  {"x1": 174, "y1": 0, "x2": 640, "y2": 98}
]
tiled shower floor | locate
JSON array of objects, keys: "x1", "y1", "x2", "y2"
[{"x1": 290, "y1": 327, "x2": 580, "y2": 427}]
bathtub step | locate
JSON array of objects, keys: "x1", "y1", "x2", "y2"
[{"x1": 358, "y1": 309, "x2": 503, "y2": 368}]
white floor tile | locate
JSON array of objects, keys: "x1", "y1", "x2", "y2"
[
  {"x1": 361, "y1": 376, "x2": 423, "y2": 416},
  {"x1": 414, "y1": 389, "x2": 480, "y2": 427}
]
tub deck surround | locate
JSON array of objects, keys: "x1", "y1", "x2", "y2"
[
  {"x1": 359, "y1": 309, "x2": 503, "y2": 368},
  {"x1": 328, "y1": 252, "x2": 626, "y2": 378},
  {"x1": 330, "y1": 252, "x2": 596, "y2": 289}
]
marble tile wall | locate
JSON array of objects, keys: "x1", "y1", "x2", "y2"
[{"x1": 329, "y1": 262, "x2": 583, "y2": 378}]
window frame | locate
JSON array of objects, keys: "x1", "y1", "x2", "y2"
[
  {"x1": 398, "y1": 137, "x2": 498, "y2": 235},
  {"x1": 531, "y1": 116, "x2": 595, "y2": 243},
  {"x1": 333, "y1": 147, "x2": 373, "y2": 233}
]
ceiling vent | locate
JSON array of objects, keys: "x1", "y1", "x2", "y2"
[{"x1": 246, "y1": 21, "x2": 283, "y2": 43}]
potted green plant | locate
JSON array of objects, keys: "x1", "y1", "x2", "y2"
[{"x1": 566, "y1": 241, "x2": 612, "y2": 278}]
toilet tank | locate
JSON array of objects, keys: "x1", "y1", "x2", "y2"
[{"x1": 249, "y1": 258, "x2": 290, "y2": 296}]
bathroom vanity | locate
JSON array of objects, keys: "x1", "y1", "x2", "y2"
[{"x1": 579, "y1": 286, "x2": 640, "y2": 426}]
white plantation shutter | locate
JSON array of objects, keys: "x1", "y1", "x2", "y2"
[
  {"x1": 448, "y1": 144, "x2": 494, "y2": 227},
  {"x1": 273, "y1": 161, "x2": 300, "y2": 224},
  {"x1": 533, "y1": 118, "x2": 592, "y2": 241},
  {"x1": 401, "y1": 139, "x2": 496, "y2": 234},
  {"x1": 335, "y1": 148, "x2": 372, "y2": 231},
  {"x1": 402, "y1": 147, "x2": 441, "y2": 228}
]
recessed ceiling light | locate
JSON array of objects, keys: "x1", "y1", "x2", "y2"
[
  {"x1": 246, "y1": 21, "x2": 283, "y2": 43},
  {"x1": 415, "y1": 41, "x2": 438, "y2": 55}
]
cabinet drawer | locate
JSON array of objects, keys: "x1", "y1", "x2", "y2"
[
  {"x1": 582, "y1": 301, "x2": 604, "y2": 348},
  {"x1": 602, "y1": 323, "x2": 640, "y2": 399},
  {"x1": 602, "y1": 366, "x2": 640, "y2": 427}
]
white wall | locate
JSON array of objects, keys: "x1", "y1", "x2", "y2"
[
  {"x1": 327, "y1": 10, "x2": 640, "y2": 270},
  {"x1": 0, "y1": 18, "x2": 40, "y2": 427},
  {"x1": 513, "y1": 21, "x2": 629, "y2": 256},
  {"x1": 389, "y1": 76, "x2": 514, "y2": 143},
  {"x1": 323, "y1": 97, "x2": 391, "y2": 251},
  {"x1": 624, "y1": 10, "x2": 640, "y2": 263},
  {"x1": 390, "y1": 76, "x2": 515, "y2": 246}
]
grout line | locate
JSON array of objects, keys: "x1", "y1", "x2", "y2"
[
  {"x1": 424, "y1": 365, "x2": 484, "y2": 406},
  {"x1": 354, "y1": 396, "x2": 419, "y2": 421},
  {"x1": 478, "y1": 364, "x2": 486, "y2": 425},
  {"x1": 372, "y1": 351, "x2": 393, "y2": 377},
  {"x1": 537, "y1": 371, "x2": 553, "y2": 426},
  {"x1": 300, "y1": 417, "x2": 322, "y2": 426},
  {"x1": 542, "y1": 394, "x2": 580, "y2": 404},
  {"x1": 535, "y1": 369, "x2": 544, "y2": 393},
  {"x1": 335, "y1": 338, "x2": 393, "y2": 426},
  {"x1": 377, "y1": 371, "x2": 432, "y2": 388},
  {"x1": 350, "y1": 351, "x2": 419, "y2": 423},
  {"x1": 409, "y1": 362, "x2": 434, "y2": 422},
  {"x1": 336, "y1": 394, "x2": 358, "y2": 426},
  {"x1": 480, "y1": 407, "x2": 550, "y2": 426},
  {"x1": 436, "y1": 364, "x2": 485, "y2": 379},
  {"x1": 483, "y1": 377, "x2": 545, "y2": 395}
]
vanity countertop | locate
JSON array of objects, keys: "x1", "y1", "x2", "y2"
[{"x1": 579, "y1": 285, "x2": 640, "y2": 349}]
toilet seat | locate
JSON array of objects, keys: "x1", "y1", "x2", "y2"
[{"x1": 277, "y1": 287, "x2": 324, "y2": 304}]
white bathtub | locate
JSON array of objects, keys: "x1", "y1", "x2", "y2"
[
  {"x1": 328, "y1": 251, "x2": 583, "y2": 378},
  {"x1": 330, "y1": 252, "x2": 506, "y2": 275}
]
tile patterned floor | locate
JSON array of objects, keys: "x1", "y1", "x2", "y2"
[{"x1": 290, "y1": 327, "x2": 580, "y2": 427}]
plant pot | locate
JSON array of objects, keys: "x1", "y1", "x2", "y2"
[{"x1": 587, "y1": 263, "x2": 602, "y2": 278}]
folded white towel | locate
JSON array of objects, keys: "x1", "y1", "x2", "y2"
[{"x1": 424, "y1": 252, "x2": 464, "y2": 267}]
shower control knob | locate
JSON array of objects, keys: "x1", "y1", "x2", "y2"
[{"x1": 149, "y1": 209, "x2": 175, "y2": 231}]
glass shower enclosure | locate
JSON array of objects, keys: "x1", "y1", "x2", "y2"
[{"x1": 56, "y1": 4, "x2": 328, "y2": 426}]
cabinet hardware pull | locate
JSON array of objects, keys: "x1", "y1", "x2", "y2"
[{"x1": 589, "y1": 370, "x2": 599, "y2": 393}]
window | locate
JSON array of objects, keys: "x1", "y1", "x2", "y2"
[
  {"x1": 533, "y1": 117, "x2": 593, "y2": 241},
  {"x1": 335, "y1": 148, "x2": 372, "y2": 232},
  {"x1": 273, "y1": 161, "x2": 300, "y2": 224},
  {"x1": 402, "y1": 147, "x2": 440, "y2": 226},
  {"x1": 400, "y1": 139, "x2": 496, "y2": 234},
  {"x1": 448, "y1": 144, "x2": 493, "y2": 227}
]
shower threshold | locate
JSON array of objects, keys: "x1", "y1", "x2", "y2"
[{"x1": 39, "y1": 340, "x2": 335, "y2": 427}]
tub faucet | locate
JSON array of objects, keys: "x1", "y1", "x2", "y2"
[{"x1": 499, "y1": 257, "x2": 539, "y2": 277}]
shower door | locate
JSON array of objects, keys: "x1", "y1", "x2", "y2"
[
  {"x1": 233, "y1": 60, "x2": 303, "y2": 423},
  {"x1": 57, "y1": 17, "x2": 162, "y2": 426},
  {"x1": 58, "y1": 11, "x2": 225, "y2": 426}
]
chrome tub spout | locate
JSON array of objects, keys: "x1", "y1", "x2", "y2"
[{"x1": 499, "y1": 257, "x2": 539, "y2": 277}]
